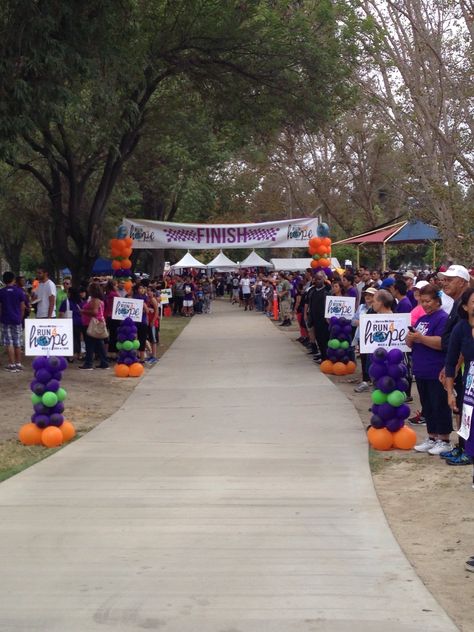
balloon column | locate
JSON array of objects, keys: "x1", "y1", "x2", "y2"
[
  {"x1": 114, "y1": 317, "x2": 144, "y2": 378},
  {"x1": 18, "y1": 356, "x2": 76, "y2": 448},
  {"x1": 320, "y1": 317, "x2": 356, "y2": 376},
  {"x1": 366, "y1": 347, "x2": 417, "y2": 451},
  {"x1": 110, "y1": 229, "x2": 134, "y2": 295},
  {"x1": 308, "y1": 222, "x2": 332, "y2": 276}
]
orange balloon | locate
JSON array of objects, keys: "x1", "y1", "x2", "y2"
[
  {"x1": 322, "y1": 237, "x2": 332, "y2": 247},
  {"x1": 121, "y1": 258, "x2": 132, "y2": 269},
  {"x1": 122, "y1": 247, "x2": 132, "y2": 258},
  {"x1": 392, "y1": 425, "x2": 417, "y2": 450},
  {"x1": 308, "y1": 245, "x2": 317, "y2": 256},
  {"x1": 319, "y1": 258, "x2": 329, "y2": 268},
  {"x1": 320, "y1": 360, "x2": 334, "y2": 374},
  {"x1": 316, "y1": 244, "x2": 326, "y2": 256},
  {"x1": 124, "y1": 237, "x2": 133, "y2": 248},
  {"x1": 18, "y1": 423, "x2": 43, "y2": 446},
  {"x1": 310, "y1": 260, "x2": 321, "y2": 269},
  {"x1": 332, "y1": 362, "x2": 347, "y2": 376},
  {"x1": 129, "y1": 362, "x2": 144, "y2": 377},
  {"x1": 115, "y1": 363, "x2": 130, "y2": 378},
  {"x1": 345, "y1": 361, "x2": 356, "y2": 374},
  {"x1": 60, "y1": 420, "x2": 76, "y2": 442},
  {"x1": 368, "y1": 427, "x2": 393, "y2": 451},
  {"x1": 124, "y1": 281, "x2": 133, "y2": 293},
  {"x1": 308, "y1": 236, "x2": 322, "y2": 249},
  {"x1": 112, "y1": 260, "x2": 121, "y2": 270},
  {"x1": 41, "y1": 426, "x2": 64, "y2": 448},
  {"x1": 110, "y1": 238, "x2": 119, "y2": 250}
]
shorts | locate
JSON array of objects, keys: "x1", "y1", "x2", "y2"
[
  {"x1": 1, "y1": 324, "x2": 22, "y2": 347},
  {"x1": 147, "y1": 324, "x2": 159, "y2": 344},
  {"x1": 183, "y1": 299, "x2": 193, "y2": 307},
  {"x1": 232, "y1": 288, "x2": 239, "y2": 298}
]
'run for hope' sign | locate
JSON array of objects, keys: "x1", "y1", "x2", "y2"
[
  {"x1": 112, "y1": 297, "x2": 143, "y2": 322},
  {"x1": 324, "y1": 296, "x2": 356, "y2": 320},
  {"x1": 359, "y1": 313, "x2": 410, "y2": 353},
  {"x1": 25, "y1": 319, "x2": 73, "y2": 356}
]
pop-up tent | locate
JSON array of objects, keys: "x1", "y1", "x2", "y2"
[
  {"x1": 170, "y1": 251, "x2": 207, "y2": 269},
  {"x1": 239, "y1": 250, "x2": 272, "y2": 268},
  {"x1": 206, "y1": 251, "x2": 238, "y2": 269},
  {"x1": 271, "y1": 257, "x2": 341, "y2": 272}
]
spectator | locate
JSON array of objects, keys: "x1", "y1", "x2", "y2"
[
  {"x1": 0, "y1": 271, "x2": 26, "y2": 372},
  {"x1": 403, "y1": 271, "x2": 417, "y2": 308},
  {"x1": 59, "y1": 286, "x2": 85, "y2": 363},
  {"x1": 35, "y1": 266, "x2": 56, "y2": 318},
  {"x1": 391, "y1": 279, "x2": 412, "y2": 313},
  {"x1": 353, "y1": 286, "x2": 377, "y2": 393},
  {"x1": 79, "y1": 282, "x2": 109, "y2": 370}
]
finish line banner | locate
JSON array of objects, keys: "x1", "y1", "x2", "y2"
[{"x1": 122, "y1": 217, "x2": 318, "y2": 250}]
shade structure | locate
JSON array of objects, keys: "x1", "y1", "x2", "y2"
[
  {"x1": 239, "y1": 251, "x2": 272, "y2": 268},
  {"x1": 271, "y1": 257, "x2": 341, "y2": 272},
  {"x1": 170, "y1": 251, "x2": 207, "y2": 269},
  {"x1": 206, "y1": 251, "x2": 238, "y2": 269}
]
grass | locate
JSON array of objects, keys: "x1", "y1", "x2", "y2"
[{"x1": 0, "y1": 315, "x2": 189, "y2": 483}]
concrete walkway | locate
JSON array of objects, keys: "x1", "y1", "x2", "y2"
[{"x1": 0, "y1": 300, "x2": 457, "y2": 632}]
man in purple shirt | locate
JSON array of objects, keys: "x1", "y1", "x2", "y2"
[
  {"x1": 391, "y1": 279, "x2": 412, "y2": 313},
  {"x1": 0, "y1": 271, "x2": 26, "y2": 372}
]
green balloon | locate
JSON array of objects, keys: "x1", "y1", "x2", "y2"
[
  {"x1": 123, "y1": 340, "x2": 133, "y2": 351},
  {"x1": 132, "y1": 339, "x2": 140, "y2": 350},
  {"x1": 56, "y1": 387, "x2": 67, "y2": 402},
  {"x1": 42, "y1": 391, "x2": 58, "y2": 408},
  {"x1": 341, "y1": 341, "x2": 349, "y2": 349},
  {"x1": 329, "y1": 339, "x2": 340, "y2": 349},
  {"x1": 371, "y1": 389, "x2": 387, "y2": 405},
  {"x1": 312, "y1": 254, "x2": 320, "y2": 260},
  {"x1": 31, "y1": 393, "x2": 42, "y2": 405},
  {"x1": 387, "y1": 390, "x2": 405, "y2": 407},
  {"x1": 116, "y1": 341, "x2": 123, "y2": 351}
]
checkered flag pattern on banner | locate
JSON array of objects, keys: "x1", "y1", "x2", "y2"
[
  {"x1": 247, "y1": 227, "x2": 279, "y2": 242},
  {"x1": 164, "y1": 228, "x2": 198, "y2": 243}
]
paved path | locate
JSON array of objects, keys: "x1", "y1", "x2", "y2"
[{"x1": 0, "y1": 300, "x2": 457, "y2": 631}]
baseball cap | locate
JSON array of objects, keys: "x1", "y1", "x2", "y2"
[
  {"x1": 438, "y1": 265, "x2": 470, "y2": 282},
  {"x1": 414, "y1": 280, "x2": 429, "y2": 290},
  {"x1": 403, "y1": 271, "x2": 415, "y2": 280},
  {"x1": 364, "y1": 286, "x2": 377, "y2": 295},
  {"x1": 380, "y1": 277, "x2": 395, "y2": 289}
]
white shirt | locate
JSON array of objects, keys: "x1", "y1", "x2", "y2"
[
  {"x1": 240, "y1": 278, "x2": 251, "y2": 294},
  {"x1": 441, "y1": 291, "x2": 454, "y2": 315},
  {"x1": 36, "y1": 279, "x2": 57, "y2": 317}
]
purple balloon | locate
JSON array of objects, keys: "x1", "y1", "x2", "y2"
[
  {"x1": 49, "y1": 402, "x2": 65, "y2": 415},
  {"x1": 386, "y1": 417, "x2": 404, "y2": 432},
  {"x1": 35, "y1": 415, "x2": 50, "y2": 429},
  {"x1": 51, "y1": 371, "x2": 62, "y2": 381},
  {"x1": 339, "y1": 317, "x2": 349, "y2": 326},
  {"x1": 396, "y1": 404, "x2": 411, "y2": 420},
  {"x1": 387, "y1": 348, "x2": 403, "y2": 365},
  {"x1": 399, "y1": 364, "x2": 408, "y2": 377},
  {"x1": 124, "y1": 317, "x2": 134, "y2": 326},
  {"x1": 47, "y1": 356, "x2": 61, "y2": 370},
  {"x1": 323, "y1": 266, "x2": 332, "y2": 277},
  {"x1": 32, "y1": 356, "x2": 48, "y2": 371},
  {"x1": 369, "y1": 363, "x2": 387, "y2": 381},
  {"x1": 387, "y1": 364, "x2": 403, "y2": 379},
  {"x1": 46, "y1": 379, "x2": 60, "y2": 392},
  {"x1": 58, "y1": 357, "x2": 68, "y2": 371},
  {"x1": 373, "y1": 347, "x2": 388, "y2": 364},
  {"x1": 49, "y1": 413, "x2": 64, "y2": 427},
  {"x1": 123, "y1": 357, "x2": 134, "y2": 366},
  {"x1": 36, "y1": 368, "x2": 53, "y2": 384},
  {"x1": 34, "y1": 403, "x2": 48, "y2": 415},
  {"x1": 336, "y1": 348, "x2": 345, "y2": 359},
  {"x1": 378, "y1": 403, "x2": 397, "y2": 421},
  {"x1": 118, "y1": 333, "x2": 127, "y2": 342},
  {"x1": 396, "y1": 378, "x2": 409, "y2": 393},
  {"x1": 330, "y1": 316, "x2": 339, "y2": 326},
  {"x1": 331, "y1": 324, "x2": 341, "y2": 336},
  {"x1": 371, "y1": 404, "x2": 381, "y2": 416},
  {"x1": 377, "y1": 376, "x2": 396, "y2": 394},
  {"x1": 370, "y1": 415, "x2": 386, "y2": 429},
  {"x1": 344, "y1": 325, "x2": 352, "y2": 336}
]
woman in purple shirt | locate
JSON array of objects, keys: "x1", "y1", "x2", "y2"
[{"x1": 406, "y1": 285, "x2": 451, "y2": 455}]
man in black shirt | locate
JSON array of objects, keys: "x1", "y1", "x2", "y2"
[{"x1": 305, "y1": 271, "x2": 330, "y2": 362}]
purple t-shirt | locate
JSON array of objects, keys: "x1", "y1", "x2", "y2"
[
  {"x1": 0, "y1": 285, "x2": 25, "y2": 325},
  {"x1": 396, "y1": 297, "x2": 412, "y2": 314},
  {"x1": 412, "y1": 309, "x2": 448, "y2": 379}
]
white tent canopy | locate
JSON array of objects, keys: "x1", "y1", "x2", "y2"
[
  {"x1": 206, "y1": 251, "x2": 238, "y2": 269},
  {"x1": 271, "y1": 257, "x2": 341, "y2": 272},
  {"x1": 170, "y1": 251, "x2": 207, "y2": 269},
  {"x1": 239, "y1": 250, "x2": 271, "y2": 268}
]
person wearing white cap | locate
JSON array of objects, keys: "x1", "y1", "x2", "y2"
[{"x1": 438, "y1": 265, "x2": 471, "y2": 464}]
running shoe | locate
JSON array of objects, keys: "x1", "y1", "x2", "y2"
[
  {"x1": 78, "y1": 365, "x2": 93, "y2": 370},
  {"x1": 15, "y1": 363, "x2": 24, "y2": 371},
  {"x1": 428, "y1": 440, "x2": 452, "y2": 455},
  {"x1": 409, "y1": 410, "x2": 426, "y2": 425},
  {"x1": 465, "y1": 559, "x2": 474, "y2": 572},
  {"x1": 439, "y1": 446, "x2": 462, "y2": 459},
  {"x1": 414, "y1": 438, "x2": 436, "y2": 452},
  {"x1": 446, "y1": 453, "x2": 473, "y2": 466},
  {"x1": 4, "y1": 364, "x2": 18, "y2": 373},
  {"x1": 354, "y1": 381, "x2": 370, "y2": 393}
]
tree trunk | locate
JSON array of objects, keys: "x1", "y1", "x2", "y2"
[{"x1": 149, "y1": 250, "x2": 165, "y2": 278}]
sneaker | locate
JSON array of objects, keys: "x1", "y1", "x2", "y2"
[
  {"x1": 428, "y1": 440, "x2": 452, "y2": 455},
  {"x1": 409, "y1": 410, "x2": 426, "y2": 425},
  {"x1": 446, "y1": 453, "x2": 473, "y2": 466},
  {"x1": 414, "y1": 438, "x2": 436, "y2": 452},
  {"x1": 405, "y1": 396, "x2": 414, "y2": 403},
  {"x1": 354, "y1": 381, "x2": 370, "y2": 393},
  {"x1": 146, "y1": 357, "x2": 158, "y2": 365},
  {"x1": 465, "y1": 559, "x2": 474, "y2": 572},
  {"x1": 4, "y1": 364, "x2": 18, "y2": 373},
  {"x1": 439, "y1": 446, "x2": 462, "y2": 459},
  {"x1": 96, "y1": 364, "x2": 110, "y2": 369},
  {"x1": 78, "y1": 365, "x2": 93, "y2": 370},
  {"x1": 15, "y1": 363, "x2": 24, "y2": 371}
]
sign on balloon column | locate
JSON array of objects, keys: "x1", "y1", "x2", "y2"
[
  {"x1": 18, "y1": 356, "x2": 76, "y2": 448},
  {"x1": 307, "y1": 222, "x2": 332, "y2": 275},
  {"x1": 320, "y1": 317, "x2": 356, "y2": 376},
  {"x1": 366, "y1": 348, "x2": 416, "y2": 451},
  {"x1": 114, "y1": 317, "x2": 144, "y2": 378}
]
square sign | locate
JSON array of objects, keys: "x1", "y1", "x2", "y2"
[
  {"x1": 160, "y1": 288, "x2": 172, "y2": 305},
  {"x1": 25, "y1": 319, "x2": 74, "y2": 356},
  {"x1": 324, "y1": 296, "x2": 356, "y2": 320},
  {"x1": 111, "y1": 297, "x2": 144, "y2": 322},
  {"x1": 359, "y1": 313, "x2": 411, "y2": 353}
]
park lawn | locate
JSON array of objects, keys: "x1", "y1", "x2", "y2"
[{"x1": 0, "y1": 315, "x2": 189, "y2": 482}]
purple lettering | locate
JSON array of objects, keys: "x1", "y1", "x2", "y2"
[
  {"x1": 197, "y1": 227, "x2": 205, "y2": 243},
  {"x1": 227, "y1": 227, "x2": 236, "y2": 243},
  {"x1": 237, "y1": 227, "x2": 247, "y2": 243},
  {"x1": 210, "y1": 227, "x2": 221, "y2": 243}
]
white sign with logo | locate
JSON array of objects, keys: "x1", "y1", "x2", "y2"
[
  {"x1": 111, "y1": 297, "x2": 144, "y2": 322},
  {"x1": 25, "y1": 319, "x2": 74, "y2": 356},
  {"x1": 360, "y1": 313, "x2": 411, "y2": 353},
  {"x1": 324, "y1": 296, "x2": 356, "y2": 320},
  {"x1": 160, "y1": 288, "x2": 172, "y2": 304}
]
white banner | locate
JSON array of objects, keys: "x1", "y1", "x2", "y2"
[
  {"x1": 324, "y1": 296, "x2": 356, "y2": 320},
  {"x1": 159, "y1": 288, "x2": 172, "y2": 304},
  {"x1": 25, "y1": 319, "x2": 74, "y2": 356},
  {"x1": 112, "y1": 297, "x2": 144, "y2": 322},
  {"x1": 360, "y1": 313, "x2": 411, "y2": 353},
  {"x1": 122, "y1": 217, "x2": 319, "y2": 250}
]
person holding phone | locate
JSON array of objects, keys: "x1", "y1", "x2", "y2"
[{"x1": 406, "y1": 285, "x2": 451, "y2": 455}]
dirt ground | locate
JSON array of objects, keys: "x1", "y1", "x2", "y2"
[{"x1": 1, "y1": 315, "x2": 473, "y2": 630}]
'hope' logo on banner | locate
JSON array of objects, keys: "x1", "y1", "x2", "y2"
[{"x1": 112, "y1": 297, "x2": 144, "y2": 323}]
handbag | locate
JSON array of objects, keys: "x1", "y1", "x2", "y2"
[{"x1": 87, "y1": 317, "x2": 109, "y2": 339}]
